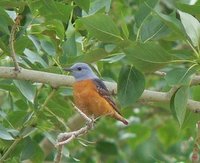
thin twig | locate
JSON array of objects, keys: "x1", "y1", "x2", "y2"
[
  {"x1": 9, "y1": 15, "x2": 22, "y2": 71},
  {"x1": 41, "y1": 88, "x2": 57, "y2": 110},
  {"x1": 191, "y1": 121, "x2": 200, "y2": 163},
  {"x1": 54, "y1": 145, "x2": 63, "y2": 163},
  {"x1": 55, "y1": 105, "x2": 94, "y2": 163},
  {"x1": 71, "y1": 102, "x2": 92, "y2": 122},
  {"x1": 56, "y1": 106, "x2": 93, "y2": 146},
  {"x1": 167, "y1": 86, "x2": 180, "y2": 99},
  {"x1": 0, "y1": 138, "x2": 21, "y2": 161}
]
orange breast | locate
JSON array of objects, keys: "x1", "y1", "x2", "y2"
[{"x1": 73, "y1": 80, "x2": 115, "y2": 118}]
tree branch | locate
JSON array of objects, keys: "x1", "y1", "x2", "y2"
[
  {"x1": 0, "y1": 67, "x2": 200, "y2": 112},
  {"x1": 9, "y1": 15, "x2": 21, "y2": 71},
  {"x1": 55, "y1": 104, "x2": 94, "y2": 163}
]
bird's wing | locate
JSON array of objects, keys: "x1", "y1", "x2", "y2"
[{"x1": 92, "y1": 78, "x2": 121, "y2": 115}]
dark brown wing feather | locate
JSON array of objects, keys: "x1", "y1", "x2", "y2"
[{"x1": 92, "y1": 78, "x2": 121, "y2": 115}]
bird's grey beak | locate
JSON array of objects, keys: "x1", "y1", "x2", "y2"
[{"x1": 63, "y1": 67, "x2": 72, "y2": 72}]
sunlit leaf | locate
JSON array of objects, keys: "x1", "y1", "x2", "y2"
[
  {"x1": 40, "y1": 40, "x2": 56, "y2": 56},
  {"x1": 13, "y1": 80, "x2": 36, "y2": 103},
  {"x1": 24, "y1": 48, "x2": 48, "y2": 68},
  {"x1": 0, "y1": 125, "x2": 14, "y2": 140},
  {"x1": 179, "y1": 10, "x2": 200, "y2": 47}
]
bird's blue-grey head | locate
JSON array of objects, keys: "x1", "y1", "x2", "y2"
[{"x1": 63, "y1": 63, "x2": 98, "y2": 81}]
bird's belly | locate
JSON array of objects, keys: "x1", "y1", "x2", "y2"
[{"x1": 73, "y1": 84, "x2": 114, "y2": 118}]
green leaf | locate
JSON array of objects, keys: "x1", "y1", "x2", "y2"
[
  {"x1": 117, "y1": 65, "x2": 145, "y2": 107},
  {"x1": 124, "y1": 42, "x2": 172, "y2": 72},
  {"x1": 68, "y1": 48, "x2": 109, "y2": 64},
  {"x1": 181, "y1": 110, "x2": 200, "y2": 129},
  {"x1": 80, "y1": 13, "x2": 123, "y2": 43},
  {"x1": 0, "y1": 82, "x2": 18, "y2": 92},
  {"x1": 96, "y1": 140, "x2": 118, "y2": 155},
  {"x1": 24, "y1": 48, "x2": 48, "y2": 68},
  {"x1": 86, "y1": 0, "x2": 111, "y2": 14},
  {"x1": 176, "y1": 3, "x2": 200, "y2": 15},
  {"x1": 179, "y1": 10, "x2": 200, "y2": 47},
  {"x1": 0, "y1": 38, "x2": 9, "y2": 54},
  {"x1": 45, "y1": 20, "x2": 65, "y2": 40},
  {"x1": 7, "y1": 111, "x2": 27, "y2": 128},
  {"x1": 40, "y1": 40, "x2": 56, "y2": 56},
  {"x1": 0, "y1": 125, "x2": 14, "y2": 140},
  {"x1": 30, "y1": 0, "x2": 73, "y2": 22},
  {"x1": 171, "y1": 86, "x2": 189, "y2": 127},
  {"x1": 74, "y1": 0, "x2": 90, "y2": 13},
  {"x1": 47, "y1": 95, "x2": 71, "y2": 120},
  {"x1": 13, "y1": 80, "x2": 36, "y2": 103},
  {"x1": 15, "y1": 36, "x2": 32, "y2": 55},
  {"x1": 21, "y1": 137, "x2": 44, "y2": 162},
  {"x1": 120, "y1": 13, "x2": 129, "y2": 39},
  {"x1": 140, "y1": 15, "x2": 170, "y2": 42},
  {"x1": 155, "y1": 11, "x2": 185, "y2": 39},
  {"x1": 62, "y1": 33, "x2": 77, "y2": 57},
  {"x1": 0, "y1": 1, "x2": 25, "y2": 12},
  {"x1": 0, "y1": 7, "x2": 13, "y2": 35},
  {"x1": 135, "y1": 0, "x2": 158, "y2": 27},
  {"x1": 165, "y1": 67, "x2": 196, "y2": 86}
]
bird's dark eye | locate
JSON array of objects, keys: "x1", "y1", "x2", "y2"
[{"x1": 77, "y1": 67, "x2": 82, "y2": 71}]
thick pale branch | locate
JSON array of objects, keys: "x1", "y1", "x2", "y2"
[
  {"x1": 0, "y1": 67, "x2": 200, "y2": 112},
  {"x1": 0, "y1": 67, "x2": 74, "y2": 88}
]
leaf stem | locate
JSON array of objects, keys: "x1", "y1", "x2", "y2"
[
  {"x1": 41, "y1": 88, "x2": 57, "y2": 111},
  {"x1": 136, "y1": 14, "x2": 151, "y2": 42},
  {"x1": 169, "y1": 59, "x2": 197, "y2": 64},
  {"x1": 186, "y1": 40, "x2": 200, "y2": 58},
  {"x1": 0, "y1": 88, "x2": 57, "y2": 161},
  {"x1": 0, "y1": 138, "x2": 21, "y2": 161}
]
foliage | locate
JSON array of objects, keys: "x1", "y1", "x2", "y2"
[{"x1": 0, "y1": 0, "x2": 200, "y2": 162}]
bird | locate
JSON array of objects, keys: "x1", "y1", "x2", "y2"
[{"x1": 63, "y1": 63, "x2": 128, "y2": 125}]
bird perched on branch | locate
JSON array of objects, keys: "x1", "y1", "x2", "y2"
[{"x1": 63, "y1": 63, "x2": 128, "y2": 125}]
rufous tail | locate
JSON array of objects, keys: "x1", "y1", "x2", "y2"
[{"x1": 114, "y1": 112, "x2": 128, "y2": 125}]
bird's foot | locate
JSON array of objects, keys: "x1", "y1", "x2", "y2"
[{"x1": 86, "y1": 116, "x2": 95, "y2": 129}]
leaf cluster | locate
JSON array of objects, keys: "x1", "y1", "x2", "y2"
[{"x1": 0, "y1": 0, "x2": 200, "y2": 162}]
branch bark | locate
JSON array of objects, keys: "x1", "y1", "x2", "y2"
[
  {"x1": 9, "y1": 15, "x2": 21, "y2": 71},
  {"x1": 55, "y1": 104, "x2": 94, "y2": 163},
  {"x1": 0, "y1": 66, "x2": 200, "y2": 112}
]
